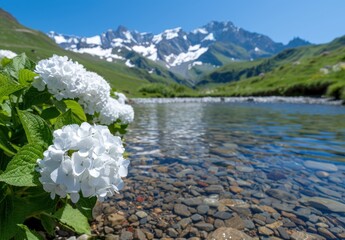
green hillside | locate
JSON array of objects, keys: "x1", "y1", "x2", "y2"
[
  {"x1": 202, "y1": 36, "x2": 345, "y2": 100},
  {"x1": 0, "y1": 9, "x2": 182, "y2": 97}
]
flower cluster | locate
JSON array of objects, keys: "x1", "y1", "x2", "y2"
[
  {"x1": 33, "y1": 55, "x2": 134, "y2": 124},
  {"x1": 36, "y1": 122, "x2": 129, "y2": 203},
  {"x1": 0, "y1": 49, "x2": 17, "y2": 59}
]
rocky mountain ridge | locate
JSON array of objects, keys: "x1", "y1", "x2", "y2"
[{"x1": 48, "y1": 21, "x2": 311, "y2": 79}]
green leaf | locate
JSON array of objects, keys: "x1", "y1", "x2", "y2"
[
  {"x1": 54, "y1": 203, "x2": 90, "y2": 234},
  {"x1": 0, "y1": 126, "x2": 16, "y2": 156},
  {"x1": 41, "y1": 107, "x2": 60, "y2": 120},
  {"x1": 17, "y1": 109, "x2": 52, "y2": 146},
  {"x1": 40, "y1": 214, "x2": 56, "y2": 236},
  {"x1": 0, "y1": 187, "x2": 57, "y2": 240},
  {"x1": 0, "y1": 143, "x2": 44, "y2": 186},
  {"x1": 18, "y1": 69, "x2": 38, "y2": 85},
  {"x1": 76, "y1": 196, "x2": 97, "y2": 220},
  {"x1": 0, "y1": 193, "x2": 14, "y2": 239},
  {"x1": 54, "y1": 109, "x2": 82, "y2": 129},
  {"x1": 3, "y1": 53, "x2": 35, "y2": 79},
  {"x1": 15, "y1": 224, "x2": 44, "y2": 240},
  {"x1": 64, "y1": 100, "x2": 87, "y2": 122},
  {"x1": 23, "y1": 87, "x2": 51, "y2": 109},
  {"x1": 1, "y1": 57, "x2": 12, "y2": 67},
  {"x1": 0, "y1": 73, "x2": 26, "y2": 100}
]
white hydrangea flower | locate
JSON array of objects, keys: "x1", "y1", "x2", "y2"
[
  {"x1": 115, "y1": 92, "x2": 127, "y2": 104},
  {"x1": 0, "y1": 49, "x2": 17, "y2": 59},
  {"x1": 36, "y1": 122, "x2": 129, "y2": 203},
  {"x1": 78, "y1": 71, "x2": 111, "y2": 114},
  {"x1": 97, "y1": 98, "x2": 134, "y2": 125},
  {"x1": 34, "y1": 55, "x2": 134, "y2": 125},
  {"x1": 34, "y1": 55, "x2": 87, "y2": 98}
]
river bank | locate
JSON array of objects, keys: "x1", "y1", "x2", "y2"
[{"x1": 131, "y1": 96, "x2": 344, "y2": 105}]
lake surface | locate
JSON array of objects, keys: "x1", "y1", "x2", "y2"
[
  {"x1": 119, "y1": 101, "x2": 345, "y2": 239},
  {"x1": 127, "y1": 101, "x2": 345, "y2": 166}
]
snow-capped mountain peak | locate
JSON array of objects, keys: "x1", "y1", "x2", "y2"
[{"x1": 48, "y1": 21, "x2": 311, "y2": 77}]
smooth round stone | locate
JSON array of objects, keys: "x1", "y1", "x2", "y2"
[
  {"x1": 267, "y1": 170, "x2": 287, "y2": 180},
  {"x1": 191, "y1": 213, "x2": 204, "y2": 222},
  {"x1": 315, "y1": 186, "x2": 342, "y2": 198},
  {"x1": 174, "y1": 204, "x2": 191, "y2": 217},
  {"x1": 258, "y1": 226, "x2": 274, "y2": 236},
  {"x1": 214, "y1": 211, "x2": 232, "y2": 220},
  {"x1": 266, "y1": 189, "x2": 297, "y2": 202},
  {"x1": 244, "y1": 220, "x2": 255, "y2": 229},
  {"x1": 329, "y1": 176, "x2": 342, "y2": 183},
  {"x1": 301, "y1": 197, "x2": 345, "y2": 213},
  {"x1": 194, "y1": 222, "x2": 214, "y2": 231},
  {"x1": 236, "y1": 165, "x2": 254, "y2": 173},
  {"x1": 197, "y1": 204, "x2": 210, "y2": 214},
  {"x1": 304, "y1": 160, "x2": 338, "y2": 172},
  {"x1": 135, "y1": 211, "x2": 148, "y2": 219},
  {"x1": 205, "y1": 185, "x2": 224, "y2": 194},
  {"x1": 207, "y1": 227, "x2": 254, "y2": 240},
  {"x1": 315, "y1": 171, "x2": 329, "y2": 178},
  {"x1": 181, "y1": 197, "x2": 203, "y2": 206}
]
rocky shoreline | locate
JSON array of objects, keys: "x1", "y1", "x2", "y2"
[
  {"x1": 131, "y1": 97, "x2": 344, "y2": 105},
  {"x1": 80, "y1": 154, "x2": 345, "y2": 240}
]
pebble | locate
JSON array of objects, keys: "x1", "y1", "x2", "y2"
[
  {"x1": 315, "y1": 171, "x2": 329, "y2": 178},
  {"x1": 236, "y1": 165, "x2": 254, "y2": 173},
  {"x1": 205, "y1": 185, "x2": 224, "y2": 194},
  {"x1": 174, "y1": 204, "x2": 191, "y2": 217},
  {"x1": 266, "y1": 189, "x2": 297, "y2": 202},
  {"x1": 303, "y1": 160, "x2": 338, "y2": 172},
  {"x1": 301, "y1": 197, "x2": 345, "y2": 213},
  {"x1": 258, "y1": 226, "x2": 274, "y2": 236},
  {"x1": 207, "y1": 227, "x2": 254, "y2": 240},
  {"x1": 203, "y1": 198, "x2": 219, "y2": 207},
  {"x1": 85, "y1": 143, "x2": 345, "y2": 240},
  {"x1": 108, "y1": 214, "x2": 126, "y2": 227},
  {"x1": 194, "y1": 222, "x2": 214, "y2": 231},
  {"x1": 213, "y1": 211, "x2": 232, "y2": 220},
  {"x1": 120, "y1": 231, "x2": 133, "y2": 240},
  {"x1": 224, "y1": 216, "x2": 245, "y2": 230},
  {"x1": 197, "y1": 204, "x2": 210, "y2": 214},
  {"x1": 191, "y1": 214, "x2": 204, "y2": 222},
  {"x1": 135, "y1": 211, "x2": 148, "y2": 219}
]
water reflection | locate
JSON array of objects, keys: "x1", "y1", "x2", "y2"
[{"x1": 127, "y1": 102, "x2": 345, "y2": 165}]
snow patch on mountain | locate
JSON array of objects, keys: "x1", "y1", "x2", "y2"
[
  {"x1": 70, "y1": 46, "x2": 124, "y2": 60},
  {"x1": 85, "y1": 36, "x2": 101, "y2": 45},
  {"x1": 164, "y1": 27, "x2": 181, "y2": 40},
  {"x1": 125, "y1": 59, "x2": 135, "y2": 68},
  {"x1": 202, "y1": 33, "x2": 215, "y2": 42},
  {"x1": 54, "y1": 35, "x2": 67, "y2": 44},
  {"x1": 132, "y1": 44, "x2": 158, "y2": 61},
  {"x1": 168, "y1": 46, "x2": 208, "y2": 67},
  {"x1": 192, "y1": 28, "x2": 208, "y2": 34}
]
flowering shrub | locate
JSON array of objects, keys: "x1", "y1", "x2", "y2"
[{"x1": 0, "y1": 52, "x2": 133, "y2": 239}]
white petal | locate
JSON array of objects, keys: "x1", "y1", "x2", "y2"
[{"x1": 70, "y1": 192, "x2": 80, "y2": 203}]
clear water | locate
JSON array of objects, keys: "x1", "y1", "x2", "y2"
[{"x1": 126, "y1": 102, "x2": 345, "y2": 167}]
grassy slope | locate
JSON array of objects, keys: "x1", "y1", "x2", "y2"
[
  {"x1": 202, "y1": 36, "x2": 345, "y2": 100},
  {"x1": 0, "y1": 9, "x2": 180, "y2": 97}
]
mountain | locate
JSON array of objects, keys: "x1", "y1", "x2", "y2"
[
  {"x1": 48, "y1": 21, "x2": 312, "y2": 81},
  {"x1": 202, "y1": 35, "x2": 345, "y2": 100},
  {"x1": 0, "y1": 8, "x2": 185, "y2": 96}
]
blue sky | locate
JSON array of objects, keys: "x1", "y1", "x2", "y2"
[{"x1": 1, "y1": 0, "x2": 345, "y2": 44}]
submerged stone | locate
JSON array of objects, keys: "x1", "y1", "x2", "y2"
[
  {"x1": 301, "y1": 197, "x2": 345, "y2": 213},
  {"x1": 303, "y1": 160, "x2": 338, "y2": 172}
]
